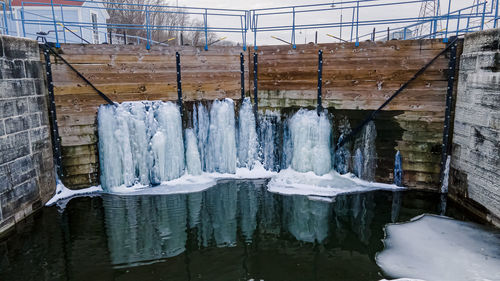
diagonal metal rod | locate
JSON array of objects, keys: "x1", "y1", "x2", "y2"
[
  {"x1": 336, "y1": 36, "x2": 459, "y2": 150},
  {"x1": 42, "y1": 43, "x2": 116, "y2": 106}
]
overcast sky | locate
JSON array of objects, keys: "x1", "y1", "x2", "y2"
[{"x1": 174, "y1": 0, "x2": 488, "y2": 46}]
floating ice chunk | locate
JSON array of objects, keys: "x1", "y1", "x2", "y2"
[
  {"x1": 45, "y1": 179, "x2": 102, "y2": 208},
  {"x1": 376, "y1": 214, "x2": 500, "y2": 281},
  {"x1": 268, "y1": 168, "x2": 403, "y2": 197}
]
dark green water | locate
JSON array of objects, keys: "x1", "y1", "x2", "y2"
[{"x1": 0, "y1": 180, "x2": 473, "y2": 281}]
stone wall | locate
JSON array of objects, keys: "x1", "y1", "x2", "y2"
[
  {"x1": 0, "y1": 35, "x2": 56, "y2": 234},
  {"x1": 450, "y1": 29, "x2": 500, "y2": 226}
]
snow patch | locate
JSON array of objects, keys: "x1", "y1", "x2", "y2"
[
  {"x1": 45, "y1": 179, "x2": 103, "y2": 208},
  {"x1": 376, "y1": 214, "x2": 500, "y2": 281},
  {"x1": 268, "y1": 168, "x2": 404, "y2": 198}
]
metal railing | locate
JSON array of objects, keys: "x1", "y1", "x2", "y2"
[{"x1": 0, "y1": 0, "x2": 499, "y2": 49}]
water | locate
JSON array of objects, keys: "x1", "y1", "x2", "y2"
[{"x1": 0, "y1": 180, "x2": 482, "y2": 281}]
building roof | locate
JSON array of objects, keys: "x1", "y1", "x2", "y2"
[{"x1": 11, "y1": 0, "x2": 85, "y2": 6}]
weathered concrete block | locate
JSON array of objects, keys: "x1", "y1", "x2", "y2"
[
  {"x1": 0, "y1": 80, "x2": 35, "y2": 99},
  {"x1": 29, "y1": 126, "x2": 50, "y2": 152},
  {"x1": 7, "y1": 156, "x2": 36, "y2": 187},
  {"x1": 24, "y1": 60, "x2": 43, "y2": 79},
  {"x1": 0, "y1": 132, "x2": 30, "y2": 163},
  {"x1": 1, "y1": 36, "x2": 39, "y2": 61},
  {"x1": 450, "y1": 28, "x2": 500, "y2": 223},
  {"x1": 0, "y1": 59, "x2": 26, "y2": 79},
  {"x1": 0, "y1": 35, "x2": 55, "y2": 234},
  {"x1": 4, "y1": 115, "x2": 30, "y2": 134}
]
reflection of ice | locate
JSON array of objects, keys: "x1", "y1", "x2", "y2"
[
  {"x1": 391, "y1": 192, "x2": 402, "y2": 223},
  {"x1": 103, "y1": 194, "x2": 188, "y2": 266},
  {"x1": 199, "y1": 182, "x2": 239, "y2": 247},
  {"x1": 238, "y1": 182, "x2": 260, "y2": 242},
  {"x1": 377, "y1": 214, "x2": 500, "y2": 281},
  {"x1": 283, "y1": 195, "x2": 331, "y2": 243}
]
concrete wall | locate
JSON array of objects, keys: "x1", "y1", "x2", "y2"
[
  {"x1": 0, "y1": 35, "x2": 56, "y2": 234},
  {"x1": 450, "y1": 29, "x2": 500, "y2": 225}
]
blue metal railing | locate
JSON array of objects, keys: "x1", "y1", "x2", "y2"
[{"x1": 0, "y1": 0, "x2": 499, "y2": 49}]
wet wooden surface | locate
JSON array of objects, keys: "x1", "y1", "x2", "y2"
[{"x1": 52, "y1": 39, "x2": 460, "y2": 189}]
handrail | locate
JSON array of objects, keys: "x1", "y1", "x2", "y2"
[{"x1": 0, "y1": 0, "x2": 497, "y2": 49}]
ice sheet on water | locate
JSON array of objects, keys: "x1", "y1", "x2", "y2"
[
  {"x1": 376, "y1": 214, "x2": 500, "y2": 281},
  {"x1": 268, "y1": 168, "x2": 404, "y2": 198}
]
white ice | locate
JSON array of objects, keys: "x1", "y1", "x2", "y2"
[
  {"x1": 268, "y1": 168, "x2": 404, "y2": 198},
  {"x1": 376, "y1": 214, "x2": 500, "y2": 281}
]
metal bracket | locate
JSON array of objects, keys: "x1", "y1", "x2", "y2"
[
  {"x1": 43, "y1": 47, "x2": 63, "y2": 178},
  {"x1": 240, "y1": 53, "x2": 245, "y2": 100},
  {"x1": 440, "y1": 36, "x2": 458, "y2": 185},
  {"x1": 253, "y1": 52, "x2": 258, "y2": 115},
  {"x1": 317, "y1": 49, "x2": 323, "y2": 115},
  {"x1": 176, "y1": 52, "x2": 183, "y2": 116}
]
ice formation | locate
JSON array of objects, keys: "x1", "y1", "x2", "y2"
[
  {"x1": 289, "y1": 109, "x2": 332, "y2": 176},
  {"x1": 394, "y1": 151, "x2": 403, "y2": 186},
  {"x1": 93, "y1": 100, "x2": 404, "y2": 198},
  {"x1": 376, "y1": 214, "x2": 500, "y2": 281},
  {"x1": 237, "y1": 97, "x2": 259, "y2": 169}
]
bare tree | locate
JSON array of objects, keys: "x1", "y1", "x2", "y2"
[{"x1": 104, "y1": 0, "x2": 217, "y2": 46}]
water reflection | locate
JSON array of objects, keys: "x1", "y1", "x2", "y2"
[
  {"x1": 102, "y1": 180, "x2": 397, "y2": 267},
  {"x1": 0, "y1": 180, "x2": 463, "y2": 281}
]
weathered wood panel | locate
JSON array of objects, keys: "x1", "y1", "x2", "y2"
[
  {"x1": 52, "y1": 44, "x2": 248, "y2": 188},
  {"x1": 251, "y1": 39, "x2": 460, "y2": 189},
  {"x1": 53, "y1": 39, "x2": 460, "y2": 190}
]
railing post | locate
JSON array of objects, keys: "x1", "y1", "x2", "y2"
[
  {"x1": 50, "y1": 0, "x2": 60, "y2": 47},
  {"x1": 387, "y1": 27, "x2": 390, "y2": 41},
  {"x1": 43, "y1": 47, "x2": 63, "y2": 178},
  {"x1": 291, "y1": 7, "x2": 296, "y2": 49},
  {"x1": 3, "y1": 3, "x2": 9, "y2": 35},
  {"x1": 440, "y1": 36, "x2": 458, "y2": 186},
  {"x1": 240, "y1": 53, "x2": 245, "y2": 100},
  {"x1": 123, "y1": 31, "x2": 127, "y2": 45},
  {"x1": 372, "y1": 27, "x2": 375, "y2": 41},
  {"x1": 146, "y1": 6, "x2": 151, "y2": 50},
  {"x1": 350, "y1": 7, "x2": 355, "y2": 42},
  {"x1": 60, "y1": 4, "x2": 67, "y2": 44},
  {"x1": 204, "y1": 9, "x2": 208, "y2": 51},
  {"x1": 481, "y1": 2, "x2": 486, "y2": 31},
  {"x1": 456, "y1": 11, "x2": 461, "y2": 37},
  {"x1": 21, "y1": 7, "x2": 26, "y2": 37},
  {"x1": 317, "y1": 49, "x2": 323, "y2": 115},
  {"x1": 403, "y1": 27, "x2": 407, "y2": 40},
  {"x1": 355, "y1": 1, "x2": 359, "y2": 46},
  {"x1": 495, "y1": 0, "x2": 499, "y2": 28},
  {"x1": 444, "y1": 0, "x2": 452, "y2": 42},
  {"x1": 253, "y1": 52, "x2": 258, "y2": 115},
  {"x1": 176, "y1": 52, "x2": 183, "y2": 117}
]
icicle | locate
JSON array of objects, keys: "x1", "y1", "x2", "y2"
[
  {"x1": 195, "y1": 103, "x2": 210, "y2": 171},
  {"x1": 289, "y1": 109, "x2": 332, "y2": 175},
  {"x1": 259, "y1": 114, "x2": 279, "y2": 171},
  {"x1": 185, "y1": 129, "x2": 202, "y2": 176},
  {"x1": 353, "y1": 148, "x2": 363, "y2": 178},
  {"x1": 394, "y1": 150, "x2": 403, "y2": 186},
  {"x1": 335, "y1": 134, "x2": 350, "y2": 174},
  {"x1": 237, "y1": 97, "x2": 259, "y2": 169},
  {"x1": 206, "y1": 99, "x2": 237, "y2": 173}
]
